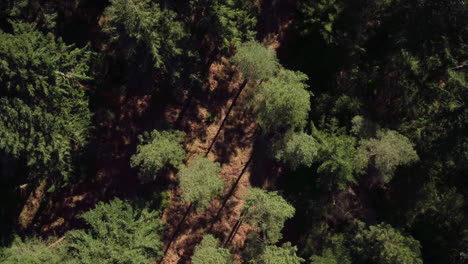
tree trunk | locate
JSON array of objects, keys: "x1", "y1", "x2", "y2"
[{"x1": 18, "y1": 178, "x2": 47, "y2": 230}]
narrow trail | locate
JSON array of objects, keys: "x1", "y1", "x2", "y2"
[{"x1": 160, "y1": 60, "x2": 258, "y2": 263}]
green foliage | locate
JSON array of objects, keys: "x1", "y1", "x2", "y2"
[
  {"x1": 231, "y1": 41, "x2": 279, "y2": 81},
  {"x1": 243, "y1": 188, "x2": 295, "y2": 243},
  {"x1": 309, "y1": 234, "x2": 351, "y2": 264},
  {"x1": 190, "y1": 0, "x2": 257, "y2": 49},
  {"x1": 274, "y1": 132, "x2": 318, "y2": 170},
  {"x1": 253, "y1": 70, "x2": 310, "y2": 135},
  {"x1": 257, "y1": 243, "x2": 304, "y2": 264},
  {"x1": 298, "y1": 0, "x2": 344, "y2": 43},
  {"x1": 357, "y1": 129, "x2": 419, "y2": 183},
  {"x1": 312, "y1": 128, "x2": 366, "y2": 190},
  {"x1": 103, "y1": 0, "x2": 186, "y2": 70},
  {"x1": 354, "y1": 223, "x2": 423, "y2": 264},
  {"x1": 130, "y1": 130, "x2": 186, "y2": 182},
  {"x1": 0, "y1": 236, "x2": 64, "y2": 264},
  {"x1": 0, "y1": 22, "x2": 92, "y2": 187},
  {"x1": 191, "y1": 234, "x2": 233, "y2": 264},
  {"x1": 350, "y1": 115, "x2": 378, "y2": 138},
  {"x1": 243, "y1": 233, "x2": 304, "y2": 264},
  {"x1": 177, "y1": 156, "x2": 223, "y2": 211},
  {"x1": 66, "y1": 198, "x2": 164, "y2": 264}
]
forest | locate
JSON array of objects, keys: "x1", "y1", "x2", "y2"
[{"x1": 0, "y1": 0, "x2": 466, "y2": 263}]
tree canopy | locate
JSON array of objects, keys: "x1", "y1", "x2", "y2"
[
  {"x1": 130, "y1": 130, "x2": 186, "y2": 182},
  {"x1": 256, "y1": 243, "x2": 305, "y2": 264},
  {"x1": 353, "y1": 223, "x2": 423, "y2": 264},
  {"x1": 357, "y1": 129, "x2": 419, "y2": 184},
  {"x1": 66, "y1": 198, "x2": 164, "y2": 264},
  {"x1": 274, "y1": 132, "x2": 318, "y2": 170},
  {"x1": 243, "y1": 188, "x2": 295, "y2": 244},
  {"x1": 252, "y1": 69, "x2": 310, "y2": 135},
  {"x1": 103, "y1": 0, "x2": 185, "y2": 71},
  {"x1": 177, "y1": 156, "x2": 223, "y2": 211},
  {"x1": 191, "y1": 234, "x2": 233, "y2": 264},
  {"x1": 0, "y1": 22, "x2": 92, "y2": 188},
  {"x1": 0, "y1": 236, "x2": 64, "y2": 264},
  {"x1": 189, "y1": 0, "x2": 257, "y2": 49},
  {"x1": 231, "y1": 41, "x2": 279, "y2": 81}
]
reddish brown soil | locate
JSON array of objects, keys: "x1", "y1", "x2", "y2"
[
  {"x1": 160, "y1": 60, "x2": 258, "y2": 263},
  {"x1": 29, "y1": 1, "x2": 296, "y2": 262}
]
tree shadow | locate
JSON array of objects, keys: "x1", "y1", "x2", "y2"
[
  {"x1": 248, "y1": 135, "x2": 283, "y2": 188},
  {"x1": 211, "y1": 109, "x2": 257, "y2": 164}
]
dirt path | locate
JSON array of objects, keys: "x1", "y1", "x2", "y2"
[{"x1": 160, "y1": 59, "x2": 259, "y2": 263}]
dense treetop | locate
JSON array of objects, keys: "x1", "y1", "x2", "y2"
[
  {"x1": 231, "y1": 41, "x2": 279, "y2": 81},
  {"x1": 177, "y1": 155, "x2": 223, "y2": 211},
  {"x1": 0, "y1": 1, "x2": 465, "y2": 263},
  {"x1": 191, "y1": 234, "x2": 233, "y2": 264},
  {"x1": 0, "y1": 22, "x2": 92, "y2": 188},
  {"x1": 130, "y1": 130, "x2": 186, "y2": 182}
]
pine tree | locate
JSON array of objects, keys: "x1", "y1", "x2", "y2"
[
  {"x1": 251, "y1": 69, "x2": 310, "y2": 135},
  {"x1": 0, "y1": 236, "x2": 65, "y2": 264},
  {"x1": 274, "y1": 132, "x2": 318, "y2": 170},
  {"x1": 0, "y1": 21, "x2": 92, "y2": 188},
  {"x1": 243, "y1": 233, "x2": 304, "y2": 264},
  {"x1": 177, "y1": 156, "x2": 223, "y2": 212},
  {"x1": 357, "y1": 129, "x2": 419, "y2": 184},
  {"x1": 191, "y1": 234, "x2": 233, "y2": 264},
  {"x1": 353, "y1": 223, "x2": 423, "y2": 264},
  {"x1": 231, "y1": 41, "x2": 279, "y2": 82},
  {"x1": 130, "y1": 130, "x2": 186, "y2": 182},
  {"x1": 189, "y1": 0, "x2": 257, "y2": 49},
  {"x1": 242, "y1": 188, "x2": 295, "y2": 244},
  {"x1": 66, "y1": 198, "x2": 164, "y2": 264},
  {"x1": 312, "y1": 127, "x2": 367, "y2": 190},
  {"x1": 103, "y1": 0, "x2": 186, "y2": 71}
]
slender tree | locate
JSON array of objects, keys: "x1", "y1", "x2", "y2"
[{"x1": 189, "y1": 0, "x2": 257, "y2": 50}]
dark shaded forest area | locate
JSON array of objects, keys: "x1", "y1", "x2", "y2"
[{"x1": 0, "y1": 0, "x2": 466, "y2": 263}]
